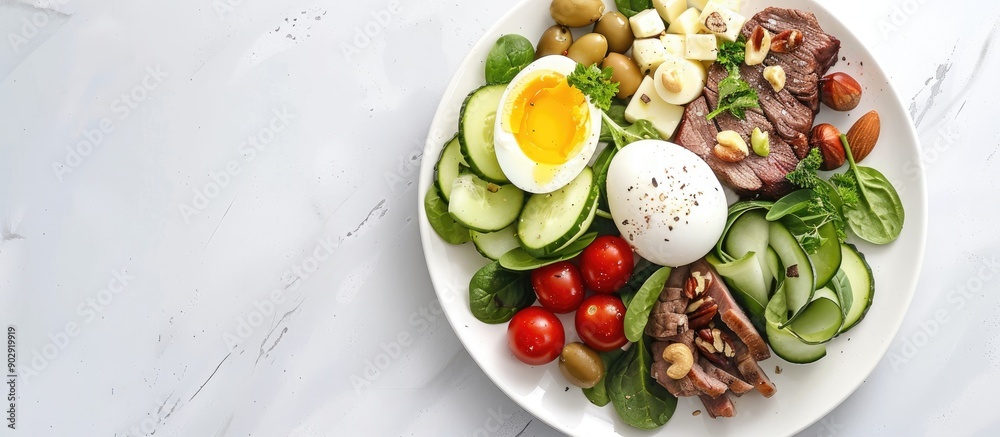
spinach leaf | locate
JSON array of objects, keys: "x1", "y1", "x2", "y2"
[
  {"x1": 599, "y1": 100, "x2": 629, "y2": 143},
  {"x1": 830, "y1": 269, "x2": 853, "y2": 320},
  {"x1": 606, "y1": 336, "x2": 677, "y2": 430},
  {"x1": 498, "y1": 232, "x2": 598, "y2": 271},
  {"x1": 616, "y1": 258, "x2": 660, "y2": 307},
  {"x1": 834, "y1": 135, "x2": 905, "y2": 244},
  {"x1": 484, "y1": 34, "x2": 535, "y2": 85},
  {"x1": 601, "y1": 111, "x2": 660, "y2": 150},
  {"x1": 615, "y1": 0, "x2": 654, "y2": 17},
  {"x1": 582, "y1": 349, "x2": 626, "y2": 407},
  {"x1": 424, "y1": 187, "x2": 471, "y2": 244},
  {"x1": 624, "y1": 267, "x2": 672, "y2": 342},
  {"x1": 766, "y1": 189, "x2": 814, "y2": 221},
  {"x1": 468, "y1": 261, "x2": 535, "y2": 323}
]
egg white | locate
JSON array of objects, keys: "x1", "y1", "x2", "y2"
[
  {"x1": 493, "y1": 55, "x2": 602, "y2": 194},
  {"x1": 606, "y1": 139, "x2": 728, "y2": 267}
]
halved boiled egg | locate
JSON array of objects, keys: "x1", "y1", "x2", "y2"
[{"x1": 494, "y1": 55, "x2": 602, "y2": 194}]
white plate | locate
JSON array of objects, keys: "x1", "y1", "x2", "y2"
[{"x1": 418, "y1": 1, "x2": 927, "y2": 435}]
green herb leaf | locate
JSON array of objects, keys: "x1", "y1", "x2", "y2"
[
  {"x1": 716, "y1": 39, "x2": 746, "y2": 76},
  {"x1": 468, "y1": 261, "x2": 535, "y2": 324},
  {"x1": 567, "y1": 63, "x2": 619, "y2": 111},
  {"x1": 624, "y1": 267, "x2": 672, "y2": 342},
  {"x1": 705, "y1": 40, "x2": 759, "y2": 120},
  {"x1": 614, "y1": 0, "x2": 654, "y2": 17},
  {"x1": 484, "y1": 34, "x2": 535, "y2": 85},
  {"x1": 606, "y1": 336, "x2": 677, "y2": 430},
  {"x1": 601, "y1": 112, "x2": 659, "y2": 150},
  {"x1": 424, "y1": 187, "x2": 471, "y2": 244}
]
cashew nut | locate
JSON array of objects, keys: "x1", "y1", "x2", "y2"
[
  {"x1": 661, "y1": 343, "x2": 694, "y2": 380},
  {"x1": 660, "y1": 68, "x2": 683, "y2": 93},
  {"x1": 764, "y1": 65, "x2": 786, "y2": 92}
]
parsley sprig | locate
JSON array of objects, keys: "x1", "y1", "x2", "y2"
[
  {"x1": 706, "y1": 39, "x2": 760, "y2": 120},
  {"x1": 781, "y1": 149, "x2": 859, "y2": 252},
  {"x1": 566, "y1": 63, "x2": 618, "y2": 111}
]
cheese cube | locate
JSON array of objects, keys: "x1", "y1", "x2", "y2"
[
  {"x1": 629, "y1": 9, "x2": 667, "y2": 38},
  {"x1": 632, "y1": 38, "x2": 670, "y2": 75},
  {"x1": 659, "y1": 34, "x2": 686, "y2": 57},
  {"x1": 666, "y1": 8, "x2": 702, "y2": 35},
  {"x1": 709, "y1": 0, "x2": 741, "y2": 12},
  {"x1": 698, "y1": 2, "x2": 747, "y2": 41},
  {"x1": 653, "y1": 0, "x2": 688, "y2": 23},
  {"x1": 687, "y1": 0, "x2": 711, "y2": 10},
  {"x1": 624, "y1": 76, "x2": 685, "y2": 139},
  {"x1": 685, "y1": 33, "x2": 718, "y2": 61}
]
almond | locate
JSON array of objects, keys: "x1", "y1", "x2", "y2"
[{"x1": 846, "y1": 110, "x2": 881, "y2": 162}]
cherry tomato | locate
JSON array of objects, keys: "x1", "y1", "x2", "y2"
[
  {"x1": 579, "y1": 235, "x2": 634, "y2": 293},
  {"x1": 507, "y1": 307, "x2": 565, "y2": 365},
  {"x1": 530, "y1": 261, "x2": 585, "y2": 314},
  {"x1": 575, "y1": 294, "x2": 627, "y2": 352}
]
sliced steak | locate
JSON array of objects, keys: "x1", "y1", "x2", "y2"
[
  {"x1": 692, "y1": 260, "x2": 771, "y2": 361},
  {"x1": 651, "y1": 335, "x2": 728, "y2": 399},
  {"x1": 687, "y1": 357, "x2": 729, "y2": 398},
  {"x1": 666, "y1": 264, "x2": 691, "y2": 289},
  {"x1": 675, "y1": 97, "x2": 763, "y2": 195},
  {"x1": 675, "y1": 7, "x2": 841, "y2": 198},
  {"x1": 742, "y1": 7, "x2": 841, "y2": 112},
  {"x1": 700, "y1": 392, "x2": 736, "y2": 418},
  {"x1": 733, "y1": 338, "x2": 777, "y2": 398},
  {"x1": 704, "y1": 87, "x2": 799, "y2": 198},
  {"x1": 700, "y1": 358, "x2": 754, "y2": 395},
  {"x1": 646, "y1": 286, "x2": 689, "y2": 339},
  {"x1": 651, "y1": 338, "x2": 700, "y2": 398}
]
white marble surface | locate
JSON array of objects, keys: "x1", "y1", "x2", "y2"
[{"x1": 0, "y1": 0, "x2": 997, "y2": 436}]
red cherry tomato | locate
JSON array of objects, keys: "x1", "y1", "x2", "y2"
[
  {"x1": 579, "y1": 236, "x2": 634, "y2": 293},
  {"x1": 530, "y1": 261, "x2": 586, "y2": 314},
  {"x1": 575, "y1": 294, "x2": 627, "y2": 352},
  {"x1": 507, "y1": 307, "x2": 565, "y2": 365}
]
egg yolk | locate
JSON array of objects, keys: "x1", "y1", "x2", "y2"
[{"x1": 503, "y1": 71, "x2": 591, "y2": 166}]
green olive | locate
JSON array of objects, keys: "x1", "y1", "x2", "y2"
[
  {"x1": 566, "y1": 33, "x2": 608, "y2": 67},
  {"x1": 601, "y1": 53, "x2": 643, "y2": 99},
  {"x1": 558, "y1": 342, "x2": 604, "y2": 389},
  {"x1": 550, "y1": 0, "x2": 605, "y2": 28},
  {"x1": 593, "y1": 12, "x2": 634, "y2": 54},
  {"x1": 535, "y1": 25, "x2": 573, "y2": 59}
]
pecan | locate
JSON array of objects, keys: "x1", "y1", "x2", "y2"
[
  {"x1": 695, "y1": 338, "x2": 729, "y2": 366},
  {"x1": 770, "y1": 29, "x2": 803, "y2": 53},
  {"x1": 688, "y1": 310, "x2": 716, "y2": 330},
  {"x1": 687, "y1": 300, "x2": 718, "y2": 319},
  {"x1": 684, "y1": 277, "x2": 698, "y2": 299},
  {"x1": 685, "y1": 270, "x2": 711, "y2": 299},
  {"x1": 697, "y1": 329, "x2": 715, "y2": 344},
  {"x1": 703, "y1": 12, "x2": 727, "y2": 33}
]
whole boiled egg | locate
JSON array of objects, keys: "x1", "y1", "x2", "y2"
[
  {"x1": 494, "y1": 55, "x2": 602, "y2": 194},
  {"x1": 606, "y1": 140, "x2": 727, "y2": 267}
]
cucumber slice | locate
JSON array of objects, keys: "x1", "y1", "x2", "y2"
[
  {"x1": 765, "y1": 283, "x2": 826, "y2": 363},
  {"x1": 471, "y1": 223, "x2": 520, "y2": 261},
  {"x1": 459, "y1": 85, "x2": 509, "y2": 184},
  {"x1": 766, "y1": 321, "x2": 827, "y2": 364},
  {"x1": 707, "y1": 252, "x2": 767, "y2": 321},
  {"x1": 434, "y1": 135, "x2": 466, "y2": 202},
  {"x1": 723, "y1": 210, "x2": 774, "y2": 291},
  {"x1": 837, "y1": 243, "x2": 874, "y2": 334},
  {"x1": 787, "y1": 287, "x2": 844, "y2": 344},
  {"x1": 765, "y1": 246, "x2": 781, "y2": 288},
  {"x1": 448, "y1": 174, "x2": 524, "y2": 232},
  {"x1": 808, "y1": 222, "x2": 843, "y2": 287},
  {"x1": 517, "y1": 167, "x2": 599, "y2": 258},
  {"x1": 552, "y1": 195, "x2": 599, "y2": 254},
  {"x1": 768, "y1": 221, "x2": 815, "y2": 323},
  {"x1": 714, "y1": 201, "x2": 772, "y2": 262}
]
